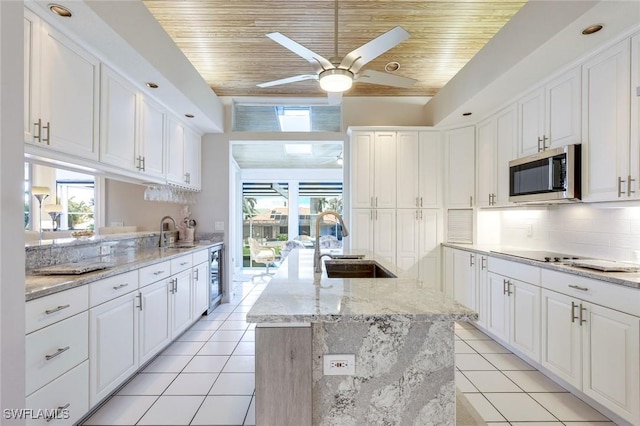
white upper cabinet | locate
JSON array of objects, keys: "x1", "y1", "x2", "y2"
[
  {"x1": 373, "y1": 132, "x2": 397, "y2": 208},
  {"x1": 100, "y1": 65, "x2": 137, "y2": 170},
  {"x1": 27, "y1": 20, "x2": 99, "y2": 160},
  {"x1": 137, "y1": 96, "x2": 166, "y2": 180},
  {"x1": 184, "y1": 126, "x2": 202, "y2": 191},
  {"x1": 350, "y1": 131, "x2": 374, "y2": 209},
  {"x1": 349, "y1": 130, "x2": 396, "y2": 208},
  {"x1": 582, "y1": 38, "x2": 631, "y2": 202},
  {"x1": 630, "y1": 33, "x2": 640, "y2": 200},
  {"x1": 397, "y1": 131, "x2": 442, "y2": 209},
  {"x1": 517, "y1": 67, "x2": 581, "y2": 157},
  {"x1": 476, "y1": 117, "x2": 497, "y2": 208},
  {"x1": 166, "y1": 115, "x2": 186, "y2": 185},
  {"x1": 445, "y1": 126, "x2": 476, "y2": 208}
]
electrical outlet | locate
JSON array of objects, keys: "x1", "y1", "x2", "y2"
[
  {"x1": 323, "y1": 354, "x2": 355, "y2": 376},
  {"x1": 100, "y1": 245, "x2": 110, "y2": 256},
  {"x1": 215, "y1": 221, "x2": 225, "y2": 231}
]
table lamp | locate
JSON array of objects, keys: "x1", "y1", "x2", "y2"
[
  {"x1": 44, "y1": 203, "x2": 63, "y2": 231},
  {"x1": 32, "y1": 186, "x2": 50, "y2": 241}
]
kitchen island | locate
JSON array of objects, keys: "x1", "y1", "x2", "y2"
[{"x1": 246, "y1": 249, "x2": 476, "y2": 426}]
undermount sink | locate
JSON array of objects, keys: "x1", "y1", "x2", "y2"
[
  {"x1": 329, "y1": 254, "x2": 365, "y2": 260},
  {"x1": 324, "y1": 260, "x2": 396, "y2": 279}
]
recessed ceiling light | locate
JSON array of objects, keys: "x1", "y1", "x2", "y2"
[
  {"x1": 582, "y1": 24, "x2": 603, "y2": 35},
  {"x1": 284, "y1": 144, "x2": 312, "y2": 155},
  {"x1": 49, "y1": 4, "x2": 72, "y2": 17},
  {"x1": 185, "y1": 114, "x2": 195, "y2": 119},
  {"x1": 384, "y1": 62, "x2": 401, "y2": 73},
  {"x1": 462, "y1": 112, "x2": 472, "y2": 116},
  {"x1": 145, "y1": 82, "x2": 159, "y2": 89}
]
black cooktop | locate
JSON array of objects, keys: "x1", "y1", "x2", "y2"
[{"x1": 490, "y1": 249, "x2": 583, "y2": 263}]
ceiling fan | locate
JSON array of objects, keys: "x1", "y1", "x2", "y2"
[{"x1": 257, "y1": 0, "x2": 417, "y2": 104}]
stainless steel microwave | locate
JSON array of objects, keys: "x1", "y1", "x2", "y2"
[{"x1": 509, "y1": 144, "x2": 581, "y2": 203}]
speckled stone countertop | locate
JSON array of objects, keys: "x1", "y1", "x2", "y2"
[
  {"x1": 25, "y1": 241, "x2": 222, "y2": 301},
  {"x1": 246, "y1": 249, "x2": 477, "y2": 324},
  {"x1": 442, "y1": 243, "x2": 640, "y2": 290}
]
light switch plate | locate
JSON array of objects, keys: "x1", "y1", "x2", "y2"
[{"x1": 323, "y1": 354, "x2": 355, "y2": 376}]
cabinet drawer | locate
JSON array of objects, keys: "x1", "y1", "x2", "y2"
[
  {"x1": 139, "y1": 260, "x2": 171, "y2": 287},
  {"x1": 193, "y1": 249, "x2": 209, "y2": 265},
  {"x1": 541, "y1": 269, "x2": 640, "y2": 317},
  {"x1": 26, "y1": 312, "x2": 89, "y2": 395},
  {"x1": 89, "y1": 270, "x2": 138, "y2": 307},
  {"x1": 171, "y1": 254, "x2": 193, "y2": 274},
  {"x1": 488, "y1": 257, "x2": 540, "y2": 285},
  {"x1": 25, "y1": 360, "x2": 88, "y2": 426},
  {"x1": 26, "y1": 286, "x2": 88, "y2": 334}
]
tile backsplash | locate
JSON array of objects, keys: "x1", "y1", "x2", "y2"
[{"x1": 477, "y1": 204, "x2": 640, "y2": 262}]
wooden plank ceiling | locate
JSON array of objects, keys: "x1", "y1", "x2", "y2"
[{"x1": 143, "y1": 0, "x2": 526, "y2": 98}]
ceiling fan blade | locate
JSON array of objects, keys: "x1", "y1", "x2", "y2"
[
  {"x1": 327, "y1": 91, "x2": 343, "y2": 105},
  {"x1": 257, "y1": 74, "x2": 318, "y2": 88},
  {"x1": 266, "y1": 32, "x2": 334, "y2": 73},
  {"x1": 339, "y1": 26, "x2": 410, "y2": 74},
  {"x1": 356, "y1": 69, "x2": 417, "y2": 89}
]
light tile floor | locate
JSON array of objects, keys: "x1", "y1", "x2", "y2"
[{"x1": 83, "y1": 274, "x2": 617, "y2": 426}]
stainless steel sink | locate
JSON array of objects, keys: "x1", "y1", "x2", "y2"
[
  {"x1": 329, "y1": 254, "x2": 365, "y2": 260},
  {"x1": 324, "y1": 260, "x2": 396, "y2": 278}
]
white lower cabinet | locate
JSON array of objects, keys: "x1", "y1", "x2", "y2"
[
  {"x1": 170, "y1": 269, "x2": 193, "y2": 338},
  {"x1": 350, "y1": 208, "x2": 396, "y2": 264},
  {"x1": 192, "y1": 261, "x2": 209, "y2": 319},
  {"x1": 541, "y1": 288, "x2": 640, "y2": 424},
  {"x1": 486, "y1": 272, "x2": 509, "y2": 342},
  {"x1": 25, "y1": 361, "x2": 89, "y2": 426},
  {"x1": 139, "y1": 280, "x2": 171, "y2": 365},
  {"x1": 396, "y1": 209, "x2": 441, "y2": 287},
  {"x1": 89, "y1": 291, "x2": 139, "y2": 407}
]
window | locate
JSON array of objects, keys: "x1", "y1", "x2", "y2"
[
  {"x1": 56, "y1": 179, "x2": 94, "y2": 230},
  {"x1": 233, "y1": 104, "x2": 341, "y2": 132}
]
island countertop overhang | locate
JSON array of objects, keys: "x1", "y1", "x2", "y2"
[{"x1": 246, "y1": 249, "x2": 477, "y2": 324}]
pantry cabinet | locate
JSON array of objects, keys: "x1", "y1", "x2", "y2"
[
  {"x1": 350, "y1": 208, "x2": 396, "y2": 264},
  {"x1": 349, "y1": 130, "x2": 396, "y2": 209},
  {"x1": 517, "y1": 67, "x2": 581, "y2": 157},
  {"x1": 445, "y1": 126, "x2": 475, "y2": 208},
  {"x1": 396, "y1": 209, "x2": 441, "y2": 286},
  {"x1": 581, "y1": 38, "x2": 632, "y2": 201},
  {"x1": 396, "y1": 131, "x2": 442, "y2": 209}
]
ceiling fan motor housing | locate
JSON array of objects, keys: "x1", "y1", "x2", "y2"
[{"x1": 319, "y1": 68, "x2": 354, "y2": 92}]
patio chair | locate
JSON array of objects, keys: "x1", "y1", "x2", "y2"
[{"x1": 248, "y1": 237, "x2": 277, "y2": 280}]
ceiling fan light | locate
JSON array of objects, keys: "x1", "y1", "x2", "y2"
[{"x1": 319, "y1": 69, "x2": 353, "y2": 93}]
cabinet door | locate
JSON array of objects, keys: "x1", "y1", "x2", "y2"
[
  {"x1": 509, "y1": 279, "x2": 540, "y2": 362},
  {"x1": 373, "y1": 132, "x2": 397, "y2": 208},
  {"x1": 192, "y1": 262, "x2": 209, "y2": 319},
  {"x1": 138, "y1": 96, "x2": 166, "y2": 180},
  {"x1": 418, "y1": 131, "x2": 442, "y2": 208},
  {"x1": 546, "y1": 67, "x2": 581, "y2": 149},
  {"x1": 99, "y1": 66, "x2": 137, "y2": 170},
  {"x1": 166, "y1": 116, "x2": 185, "y2": 185},
  {"x1": 350, "y1": 131, "x2": 374, "y2": 208},
  {"x1": 418, "y1": 209, "x2": 441, "y2": 289},
  {"x1": 495, "y1": 105, "x2": 516, "y2": 206},
  {"x1": 445, "y1": 126, "x2": 475, "y2": 208},
  {"x1": 486, "y1": 272, "x2": 509, "y2": 342},
  {"x1": 476, "y1": 117, "x2": 496, "y2": 207},
  {"x1": 518, "y1": 88, "x2": 545, "y2": 157},
  {"x1": 89, "y1": 292, "x2": 138, "y2": 406},
  {"x1": 171, "y1": 270, "x2": 192, "y2": 338},
  {"x1": 39, "y1": 23, "x2": 99, "y2": 160},
  {"x1": 582, "y1": 38, "x2": 631, "y2": 202},
  {"x1": 453, "y1": 250, "x2": 475, "y2": 310},
  {"x1": 24, "y1": 9, "x2": 41, "y2": 144},
  {"x1": 582, "y1": 303, "x2": 640, "y2": 425},
  {"x1": 349, "y1": 209, "x2": 373, "y2": 252},
  {"x1": 630, "y1": 34, "x2": 640, "y2": 199},
  {"x1": 396, "y1": 131, "x2": 420, "y2": 209},
  {"x1": 184, "y1": 127, "x2": 202, "y2": 190},
  {"x1": 540, "y1": 289, "x2": 582, "y2": 389},
  {"x1": 475, "y1": 256, "x2": 489, "y2": 328},
  {"x1": 139, "y1": 280, "x2": 171, "y2": 365},
  {"x1": 373, "y1": 209, "x2": 396, "y2": 264},
  {"x1": 396, "y1": 209, "x2": 419, "y2": 278}
]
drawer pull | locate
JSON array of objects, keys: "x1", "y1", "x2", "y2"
[
  {"x1": 568, "y1": 284, "x2": 589, "y2": 292},
  {"x1": 45, "y1": 305, "x2": 70, "y2": 315},
  {"x1": 46, "y1": 403, "x2": 70, "y2": 422},
  {"x1": 571, "y1": 301, "x2": 579, "y2": 323},
  {"x1": 180, "y1": 262, "x2": 189, "y2": 266},
  {"x1": 153, "y1": 270, "x2": 166, "y2": 276},
  {"x1": 45, "y1": 346, "x2": 70, "y2": 360},
  {"x1": 112, "y1": 283, "x2": 129, "y2": 290}
]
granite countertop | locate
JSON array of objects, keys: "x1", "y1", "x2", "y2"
[
  {"x1": 246, "y1": 249, "x2": 477, "y2": 324},
  {"x1": 442, "y1": 243, "x2": 640, "y2": 290},
  {"x1": 25, "y1": 241, "x2": 222, "y2": 301}
]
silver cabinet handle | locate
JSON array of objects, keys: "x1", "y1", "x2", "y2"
[
  {"x1": 415, "y1": 210, "x2": 419, "y2": 220},
  {"x1": 507, "y1": 280, "x2": 513, "y2": 296},
  {"x1": 481, "y1": 256, "x2": 486, "y2": 270},
  {"x1": 503, "y1": 279, "x2": 508, "y2": 295},
  {"x1": 470, "y1": 254, "x2": 475, "y2": 267},
  {"x1": 370, "y1": 197, "x2": 374, "y2": 207},
  {"x1": 194, "y1": 269, "x2": 199, "y2": 281},
  {"x1": 43, "y1": 121, "x2": 50, "y2": 145},
  {"x1": 543, "y1": 135, "x2": 549, "y2": 150},
  {"x1": 45, "y1": 346, "x2": 70, "y2": 360},
  {"x1": 112, "y1": 283, "x2": 129, "y2": 290},
  {"x1": 136, "y1": 293, "x2": 143, "y2": 311},
  {"x1": 537, "y1": 137, "x2": 543, "y2": 152},
  {"x1": 375, "y1": 196, "x2": 378, "y2": 207},
  {"x1": 469, "y1": 196, "x2": 473, "y2": 207},
  {"x1": 375, "y1": 210, "x2": 378, "y2": 220},
  {"x1": 420, "y1": 210, "x2": 423, "y2": 220},
  {"x1": 628, "y1": 175, "x2": 635, "y2": 197},
  {"x1": 45, "y1": 403, "x2": 70, "y2": 422},
  {"x1": 45, "y1": 304, "x2": 70, "y2": 315},
  {"x1": 571, "y1": 301, "x2": 579, "y2": 323},
  {"x1": 618, "y1": 176, "x2": 626, "y2": 197},
  {"x1": 141, "y1": 156, "x2": 146, "y2": 172},
  {"x1": 34, "y1": 118, "x2": 42, "y2": 142},
  {"x1": 153, "y1": 270, "x2": 165, "y2": 276},
  {"x1": 579, "y1": 304, "x2": 587, "y2": 325},
  {"x1": 420, "y1": 197, "x2": 423, "y2": 207},
  {"x1": 568, "y1": 284, "x2": 589, "y2": 292},
  {"x1": 488, "y1": 193, "x2": 492, "y2": 205},
  {"x1": 180, "y1": 262, "x2": 189, "y2": 266}
]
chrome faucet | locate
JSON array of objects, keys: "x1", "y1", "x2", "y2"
[
  {"x1": 314, "y1": 210, "x2": 349, "y2": 273},
  {"x1": 160, "y1": 216, "x2": 177, "y2": 248}
]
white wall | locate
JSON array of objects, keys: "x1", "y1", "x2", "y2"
[
  {"x1": 1, "y1": 0, "x2": 26, "y2": 417},
  {"x1": 477, "y1": 204, "x2": 640, "y2": 262},
  {"x1": 103, "y1": 179, "x2": 183, "y2": 231}
]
